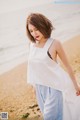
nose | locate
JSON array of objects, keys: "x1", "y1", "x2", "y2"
[{"x1": 33, "y1": 30, "x2": 37, "y2": 36}]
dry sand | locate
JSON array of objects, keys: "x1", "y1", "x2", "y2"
[{"x1": 0, "y1": 35, "x2": 80, "y2": 120}]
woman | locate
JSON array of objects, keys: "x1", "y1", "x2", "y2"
[{"x1": 26, "y1": 13, "x2": 80, "y2": 120}]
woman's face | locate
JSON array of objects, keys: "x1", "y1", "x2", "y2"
[{"x1": 28, "y1": 24, "x2": 45, "y2": 42}]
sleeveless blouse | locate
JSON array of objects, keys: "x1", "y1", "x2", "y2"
[
  {"x1": 27, "y1": 38, "x2": 80, "y2": 120},
  {"x1": 27, "y1": 38, "x2": 74, "y2": 91}
]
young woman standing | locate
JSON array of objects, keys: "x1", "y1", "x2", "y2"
[{"x1": 26, "y1": 13, "x2": 80, "y2": 120}]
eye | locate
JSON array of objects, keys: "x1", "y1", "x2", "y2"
[
  {"x1": 35, "y1": 28, "x2": 38, "y2": 31},
  {"x1": 29, "y1": 30, "x2": 33, "y2": 33},
  {"x1": 29, "y1": 28, "x2": 38, "y2": 33}
]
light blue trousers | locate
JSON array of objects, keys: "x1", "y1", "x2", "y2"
[{"x1": 35, "y1": 84, "x2": 63, "y2": 120}]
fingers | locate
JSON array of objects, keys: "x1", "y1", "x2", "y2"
[{"x1": 76, "y1": 91, "x2": 80, "y2": 96}]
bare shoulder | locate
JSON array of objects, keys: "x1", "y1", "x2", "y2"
[
  {"x1": 51, "y1": 39, "x2": 62, "y2": 50},
  {"x1": 53, "y1": 39, "x2": 66, "y2": 56},
  {"x1": 54, "y1": 39, "x2": 62, "y2": 46}
]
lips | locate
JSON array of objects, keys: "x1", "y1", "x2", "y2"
[{"x1": 35, "y1": 36, "x2": 39, "y2": 39}]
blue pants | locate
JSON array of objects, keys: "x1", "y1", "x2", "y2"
[{"x1": 35, "y1": 84, "x2": 63, "y2": 120}]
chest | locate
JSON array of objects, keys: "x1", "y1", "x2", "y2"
[
  {"x1": 29, "y1": 38, "x2": 58, "y2": 64},
  {"x1": 29, "y1": 46, "x2": 46, "y2": 61},
  {"x1": 29, "y1": 46, "x2": 58, "y2": 67}
]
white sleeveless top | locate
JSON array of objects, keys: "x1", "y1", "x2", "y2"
[
  {"x1": 27, "y1": 38, "x2": 80, "y2": 120},
  {"x1": 27, "y1": 38, "x2": 74, "y2": 91}
]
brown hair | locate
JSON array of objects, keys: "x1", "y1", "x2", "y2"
[{"x1": 26, "y1": 13, "x2": 54, "y2": 43}]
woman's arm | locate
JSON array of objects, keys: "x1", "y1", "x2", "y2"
[{"x1": 55, "y1": 40, "x2": 80, "y2": 96}]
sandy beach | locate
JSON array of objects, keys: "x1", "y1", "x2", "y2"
[{"x1": 0, "y1": 35, "x2": 80, "y2": 120}]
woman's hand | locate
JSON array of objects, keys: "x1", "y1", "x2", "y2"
[{"x1": 76, "y1": 85, "x2": 80, "y2": 96}]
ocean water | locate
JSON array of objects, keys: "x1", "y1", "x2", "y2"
[{"x1": 0, "y1": 2, "x2": 80, "y2": 75}]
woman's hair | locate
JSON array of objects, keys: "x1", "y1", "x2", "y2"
[{"x1": 26, "y1": 13, "x2": 54, "y2": 43}]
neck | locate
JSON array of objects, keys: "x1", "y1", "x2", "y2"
[{"x1": 36, "y1": 38, "x2": 47, "y2": 45}]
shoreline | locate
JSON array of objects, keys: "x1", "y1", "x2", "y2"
[{"x1": 0, "y1": 34, "x2": 80, "y2": 120}]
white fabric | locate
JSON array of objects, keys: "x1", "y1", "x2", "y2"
[{"x1": 27, "y1": 38, "x2": 80, "y2": 120}]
